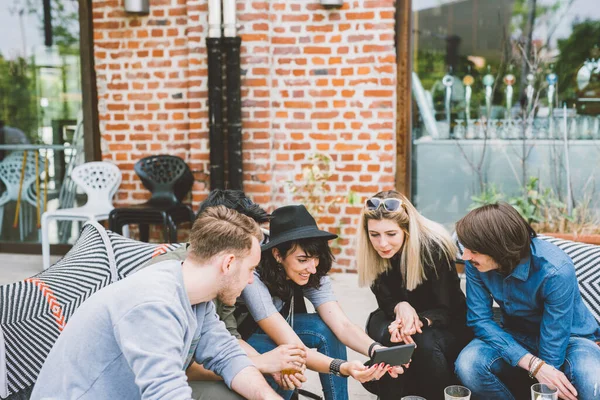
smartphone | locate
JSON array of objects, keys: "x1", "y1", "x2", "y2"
[{"x1": 371, "y1": 343, "x2": 416, "y2": 366}]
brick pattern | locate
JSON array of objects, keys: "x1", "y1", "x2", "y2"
[{"x1": 93, "y1": 0, "x2": 397, "y2": 271}]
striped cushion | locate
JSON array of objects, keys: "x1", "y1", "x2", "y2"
[
  {"x1": 539, "y1": 235, "x2": 600, "y2": 324},
  {"x1": 107, "y1": 230, "x2": 183, "y2": 280},
  {"x1": 0, "y1": 223, "x2": 113, "y2": 398},
  {"x1": 0, "y1": 223, "x2": 184, "y2": 399}
]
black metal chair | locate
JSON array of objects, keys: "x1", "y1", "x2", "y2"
[{"x1": 108, "y1": 155, "x2": 195, "y2": 243}]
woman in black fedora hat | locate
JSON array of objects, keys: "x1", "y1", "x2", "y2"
[{"x1": 237, "y1": 204, "x2": 403, "y2": 400}]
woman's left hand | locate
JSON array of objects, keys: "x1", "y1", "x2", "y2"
[{"x1": 341, "y1": 360, "x2": 391, "y2": 383}]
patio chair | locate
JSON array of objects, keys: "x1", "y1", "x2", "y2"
[
  {"x1": 40, "y1": 161, "x2": 122, "y2": 270},
  {"x1": 108, "y1": 155, "x2": 195, "y2": 243},
  {"x1": 0, "y1": 151, "x2": 45, "y2": 242}
]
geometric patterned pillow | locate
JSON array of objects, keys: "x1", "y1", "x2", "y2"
[
  {"x1": 539, "y1": 235, "x2": 600, "y2": 324},
  {"x1": 0, "y1": 222, "x2": 113, "y2": 399},
  {"x1": 0, "y1": 223, "x2": 184, "y2": 399},
  {"x1": 106, "y1": 230, "x2": 183, "y2": 280}
]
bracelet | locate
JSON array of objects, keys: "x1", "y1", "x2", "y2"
[
  {"x1": 532, "y1": 361, "x2": 545, "y2": 378},
  {"x1": 527, "y1": 356, "x2": 537, "y2": 373},
  {"x1": 329, "y1": 358, "x2": 348, "y2": 377},
  {"x1": 528, "y1": 358, "x2": 543, "y2": 379},
  {"x1": 368, "y1": 341, "x2": 382, "y2": 358},
  {"x1": 528, "y1": 358, "x2": 541, "y2": 378}
]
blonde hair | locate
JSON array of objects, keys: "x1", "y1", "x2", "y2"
[
  {"x1": 189, "y1": 205, "x2": 263, "y2": 262},
  {"x1": 356, "y1": 191, "x2": 457, "y2": 290}
]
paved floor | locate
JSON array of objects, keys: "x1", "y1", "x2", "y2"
[{"x1": 0, "y1": 254, "x2": 378, "y2": 399}]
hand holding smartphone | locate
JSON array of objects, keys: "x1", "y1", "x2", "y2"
[{"x1": 371, "y1": 343, "x2": 416, "y2": 367}]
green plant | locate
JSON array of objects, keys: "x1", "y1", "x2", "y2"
[
  {"x1": 286, "y1": 153, "x2": 337, "y2": 216},
  {"x1": 468, "y1": 184, "x2": 505, "y2": 210},
  {"x1": 0, "y1": 55, "x2": 38, "y2": 140},
  {"x1": 507, "y1": 177, "x2": 559, "y2": 224},
  {"x1": 286, "y1": 153, "x2": 359, "y2": 249},
  {"x1": 535, "y1": 196, "x2": 600, "y2": 235}
]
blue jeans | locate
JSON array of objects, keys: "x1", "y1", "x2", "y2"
[
  {"x1": 247, "y1": 313, "x2": 348, "y2": 400},
  {"x1": 455, "y1": 332, "x2": 600, "y2": 400}
]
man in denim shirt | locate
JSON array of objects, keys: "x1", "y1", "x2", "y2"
[{"x1": 454, "y1": 203, "x2": 600, "y2": 400}]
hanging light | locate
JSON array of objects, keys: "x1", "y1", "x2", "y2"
[{"x1": 124, "y1": 0, "x2": 150, "y2": 15}]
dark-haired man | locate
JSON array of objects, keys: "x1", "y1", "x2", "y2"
[
  {"x1": 142, "y1": 190, "x2": 306, "y2": 399},
  {"x1": 454, "y1": 202, "x2": 600, "y2": 400}
]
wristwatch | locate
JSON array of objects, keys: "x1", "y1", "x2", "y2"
[{"x1": 329, "y1": 358, "x2": 348, "y2": 377}]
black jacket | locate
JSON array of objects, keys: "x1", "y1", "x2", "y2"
[{"x1": 370, "y1": 244, "x2": 467, "y2": 328}]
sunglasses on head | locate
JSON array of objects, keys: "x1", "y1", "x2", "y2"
[{"x1": 365, "y1": 197, "x2": 403, "y2": 212}]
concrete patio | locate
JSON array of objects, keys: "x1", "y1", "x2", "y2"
[{"x1": 0, "y1": 253, "x2": 378, "y2": 399}]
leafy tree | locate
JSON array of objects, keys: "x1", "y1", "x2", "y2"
[
  {"x1": 555, "y1": 20, "x2": 600, "y2": 106},
  {"x1": 0, "y1": 54, "x2": 38, "y2": 141}
]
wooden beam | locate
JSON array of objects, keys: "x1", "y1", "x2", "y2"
[
  {"x1": 395, "y1": 0, "x2": 412, "y2": 196},
  {"x1": 79, "y1": 0, "x2": 101, "y2": 162}
]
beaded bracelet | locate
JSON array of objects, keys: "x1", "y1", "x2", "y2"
[{"x1": 527, "y1": 356, "x2": 537, "y2": 373}]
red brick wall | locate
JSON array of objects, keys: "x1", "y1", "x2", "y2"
[{"x1": 93, "y1": 0, "x2": 397, "y2": 272}]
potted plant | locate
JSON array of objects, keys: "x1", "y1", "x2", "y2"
[
  {"x1": 534, "y1": 197, "x2": 600, "y2": 245},
  {"x1": 468, "y1": 177, "x2": 600, "y2": 245}
]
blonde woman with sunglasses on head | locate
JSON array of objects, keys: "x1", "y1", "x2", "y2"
[{"x1": 356, "y1": 190, "x2": 472, "y2": 400}]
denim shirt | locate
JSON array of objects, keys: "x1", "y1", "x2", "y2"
[{"x1": 465, "y1": 237, "x2": 600, "y2": 368}]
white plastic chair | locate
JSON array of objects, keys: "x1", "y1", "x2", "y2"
[
  {"x1": 41, "y1": 161, "x2": 121, "y2": 270},
  {"x1": 0, "y1": 151, "x2": 45, "y2": 241}
]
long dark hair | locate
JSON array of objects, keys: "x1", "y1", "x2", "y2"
[
  {"x1": 258, "y1": 237, "x2": 334, "y2": 299},
  {"x1": 456, "y1": 202, "x2": 537, "y2": 274}
]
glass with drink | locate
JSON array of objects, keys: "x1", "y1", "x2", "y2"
[
  {"x1": 531, "y1": 383, "x2": 558, "y2": 400},
  {"x1": 444, "y1": 385, "x2": 471, "y2": 400}
]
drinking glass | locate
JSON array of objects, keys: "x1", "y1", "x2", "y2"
[
  {"x1": 401, "y1": 397, "x2": 426, "y2": 400},
  {"x1": 444, "y1": 385, "x2": 471, "y2": 400},
  {"x1": 531, "y1": 383, "x2": 558, "y2": 400}
]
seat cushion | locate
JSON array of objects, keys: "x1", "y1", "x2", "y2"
[
  {"x1": 0, "y1": 224, "x2": 184, "y2": 399},
  {"x1": 107, "y1": 230, "x2": 184, "y2": 279},
  {"x1": 0, "y1": 223, "x2": 113, "y2": 398},
  {"x1": 539, "y1": 235, "x2": 600, "y2": 324}
]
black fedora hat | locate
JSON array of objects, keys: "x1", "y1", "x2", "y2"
[{"x1": 261, "y1": 205, "x2": 337, "y2": 251}]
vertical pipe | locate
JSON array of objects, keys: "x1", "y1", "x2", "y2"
[
  {"x1": 224, "y1": 36, "x2": 242, "y2": 190},
  {"x1": 223, "y1": 0, "x2": 243, "y2": 190},
  {"x1": 208, "y1": 0, "x2": 221, "y2": 39},
  {"x1": 223, "y1": 0, "x2": 236, "y2": 38},
  {"x1": 207, "y1": 0, "x2": 225, "y2": 190},
  {"x1": 43, "y1": 0, "x2": 53, "y2": 47},
  {"x1": 207, "y1": 38, "x2": 224, "y2": 190}
]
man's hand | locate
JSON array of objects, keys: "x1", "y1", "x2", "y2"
[
  {"x1": 272, "y1": 367, "x2": 307, "y2": 391},
  {"x1": 252, "y1": 344, "x2": 307, "y2": 374},
  {"x1": 535, "y1": 363, "x2": 577, "y2": 400},
  {"x1": 340, "y1": 360, "x2": 391, "y2": 383}
]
